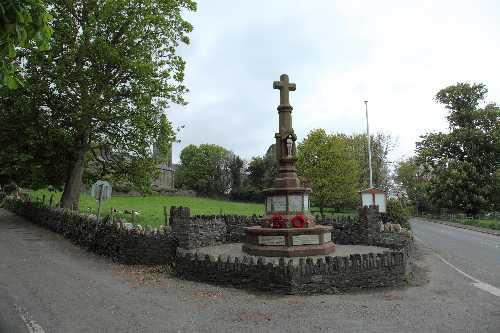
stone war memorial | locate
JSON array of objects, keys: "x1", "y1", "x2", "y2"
[
  {"x1": 2, "y1": 74, "x2": 414, "y2": 295},
  {"x1": 242, "y1": 74, "x2": 335, "y2": 257},
  {"x1": 170, "y1": 74, "x2": 415, "y2": 294}
]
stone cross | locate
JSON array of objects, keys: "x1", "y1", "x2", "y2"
[{"x1": 273, "y1": 74, "x2": 296, "y2": 107}]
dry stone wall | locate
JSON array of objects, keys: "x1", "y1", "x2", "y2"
[
  {"x1": 3, "y1": 198, "x2": 176, "y2": 265},
  {"x1": 176, "y1": 249, "x2": 408, "y2": 294},
  {"x1": 169, "y1": 206, "x2": 261, "y2": 249},
  {"x1": 3, "y1": 199, "x2": 414, "y2": 295},
  {"x1": 172, "y1": 205, "x2": 414, "y2": 294},
  {"x1": 171, "y1": 205, "x2": 413, "y2": 252}
]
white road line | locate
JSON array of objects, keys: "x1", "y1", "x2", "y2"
[
  {"x1": 413, "y1": 236, "x2": 500, "y2": 298},
  {"x1": 14, "y1": 304, "x2": 45, "y2": 333},
  {"x1": 472, "y1": 282, "x2": 500, "y2": 297}
]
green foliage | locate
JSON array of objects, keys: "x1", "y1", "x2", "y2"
[
  {"x1": 0, "y1": 92, "x2": 69, "y2": 188},
  {"x1": 346, "y1": 133, "x2": 393, "y2": 190},
  {"x1": 394, "y1": 157, "x2": 431, "y2": 213},
  {"x1": 229, "y1": 155, "x2": 244, "y2": 193},
  {"x1": 235, "y1": 144, "x2": 278, "y2": 202},
  {"x1": 384, "y1": 197, "x2": 410, "y2": 229},
  {"x1": 297, "y1": 129, "x2": 360, "y2": 216},
  {"x1": 453, "y1": 218, "x2": 500, "y2": 231},
  {"x1": 435, "y1": 83, "x2": 488, "y2": 128},
  {"x1": 0, "y1": 0, "x2": 196, "y2": 208},
  {"x1": 416, "y1": 82, "x2": 500, "y2": 214},
  {"x1": 176, "y1": 144, "x2": 234, "y2": 196},
  {"x1": 0, "y1": 0, "x2": 53, "y2": 88}
]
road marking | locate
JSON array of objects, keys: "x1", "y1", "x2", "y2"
[
  {"x1": 414, "y1": 236, "x2": 500, "y2": 298},
  {"x1": 15, "y1": 304, "x2": 45, "y2": 333}
]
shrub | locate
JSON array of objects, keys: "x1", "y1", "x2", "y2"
[
  {"x1": 3, "y1": 182, "x2": 18, "y2": 194},
  {"x1": 383, "y1": 198, "x2": 410, "y2": 229}
]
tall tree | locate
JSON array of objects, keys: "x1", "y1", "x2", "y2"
[
  {"x1": 416, "y1": 83, "x2": 500, "y2": 214},
  {"x1": 0, "y1": 0, "x2": 52, "y2": 88},
  {"x1": 233, "y1": 144, "x2": 278, "y2": 202},
  {"x1": 246, "y1": 144, "x2": 278, "y2": 190},
  {"x1": 229, "y1": 155, "x2": 244, "y2": 194},
  {"x1": 0, "y1": 90, "x2": 68, "y2": 187},
  {"x1": 394, "y1": 156, "x2": 431, "y2": 213},
  {"x1": 297, "y1": 129, "x2": 360, "y2": 216},
  {"x1": 0, "y1": 0, "x2": 196, "y2": 208},
  {"x1": 346, "y1": 133, "x2": 393, "y2": 190},
  {"x1": 175, "y1": 144, "x2": 234, "y2": 196}
]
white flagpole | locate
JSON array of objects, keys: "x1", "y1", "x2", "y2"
[{"x1": 364, "y1": 101, "x2": 373, "y2": 188}]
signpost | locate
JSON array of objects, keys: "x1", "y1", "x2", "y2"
[{"x1": 91, "y1": 180, "x2": 112, "y2": 222}]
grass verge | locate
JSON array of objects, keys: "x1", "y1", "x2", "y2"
[{"x1": 420, "y1": 215, "x2": 500, "y2": 231}]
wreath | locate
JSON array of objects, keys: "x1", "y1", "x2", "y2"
[
  {"x1": 270, "y1": 214, "x2": 287, "y2": 229},
  {"x1": 291, "y1": 214, "x2": 306, "y2": 228}
]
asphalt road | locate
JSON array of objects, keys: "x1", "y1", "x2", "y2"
[
  {"x1": 410, "y1": 218, "x2": 500, "y2": 288},
  {"x1": 1, "y1": 209, "x2": 500, "y2": 333}
]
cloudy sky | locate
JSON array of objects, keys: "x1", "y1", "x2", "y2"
[{"x1": 168, "y1": 0, "x2": 500, "y2": 164}]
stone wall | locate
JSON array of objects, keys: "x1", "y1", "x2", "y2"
[
  {"x1": 3, "y1": 198, "x2": 413, "y2": 295},
  {"x1": 172, "y1": 204, "x2": 414, "y2": 294},
  {"x1": 170, "y1": 205, "x2": 413, "y2": 253},
  {"x1": 176, "y1": 249, "x2": 408, "y2": 294},
  {"x1": 169, "y1": 206, "x2": 261, "y2": 249},
  {"x1": 317, "y1": 206, "x2": 412, "y2": 251},
  {"x1": 3, "y1": 198, "x2": 177, "y2": 265},
  {"x1": 170, "y1": 207, "x2": 227, "y2": 249}
]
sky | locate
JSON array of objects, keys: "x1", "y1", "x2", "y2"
[{"x1": 168, "y1": 0, "x2": 500, "y2": 164}]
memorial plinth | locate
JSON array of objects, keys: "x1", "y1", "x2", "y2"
[
  {"x1": 242, "y1": 74, "x2": 336, "y2": 257},
  {"x1": 242, "y1": 225, "x2": 334, "y2": 257}
]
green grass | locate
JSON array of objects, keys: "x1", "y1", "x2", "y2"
[
  {"x1": 422, "y1": 214, "x2": 500, "y2": 231},
  {"x1": 31, "y1": 189, "x2": 264, "y2": 228},
  {"x1": 453, "y1": 218, "x2": 500, "y2": 230}
]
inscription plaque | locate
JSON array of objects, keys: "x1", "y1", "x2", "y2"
[
  {"x1": 266, "y1": 197, "x2": 272, "y2": 213},
  {"x1": 303, "y1": 194, "x2": 309, "y2": 211},
  {"x1": 272, "y1": 196, "x2": 287, "y2": 212},
  {"x1": 311, "y1": 275, "x2": 323, "y2": 282},
  {"x1": 258, "y1": 235, "x2": 286, "y2": 246},
  {"x1": 323, "y1": 232, "x2": 332, "y2": 242},
  {"x1": 288, "y1": 195, "x2": 302, "y2": 212},
  {"x1": 293, "y1": 234, "x2": 320, "y2": 246}
]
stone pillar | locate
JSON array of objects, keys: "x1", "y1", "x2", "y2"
[
  {"x1": 170, "y1": 206, "x2": 192, "y2": 249},
  {"x1": 358, "y1": 205, "x2": 381, "y2": 245}
]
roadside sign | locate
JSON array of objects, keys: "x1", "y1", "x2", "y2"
[
  {"x1": 91, "y1": 180, "x2": 112, "y2": 202},
  {"x1": 91, "y1": 180, "x2": 112, "y2": 222}
]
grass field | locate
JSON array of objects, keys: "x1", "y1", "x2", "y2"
[
  {"x1": 28, "y1": 189, "x2": 357, "y2": 228},
  {"x1": 31, "y1": 189, "x2": 265, "y2": 228}
]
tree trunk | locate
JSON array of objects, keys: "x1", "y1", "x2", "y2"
[{"x1": 60, "y1": 147, "x2": 86, "y2": 210}]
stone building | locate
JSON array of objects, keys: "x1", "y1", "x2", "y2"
[{"x1": 151, "y1": 142, "x2": 175, "y2": 191}]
